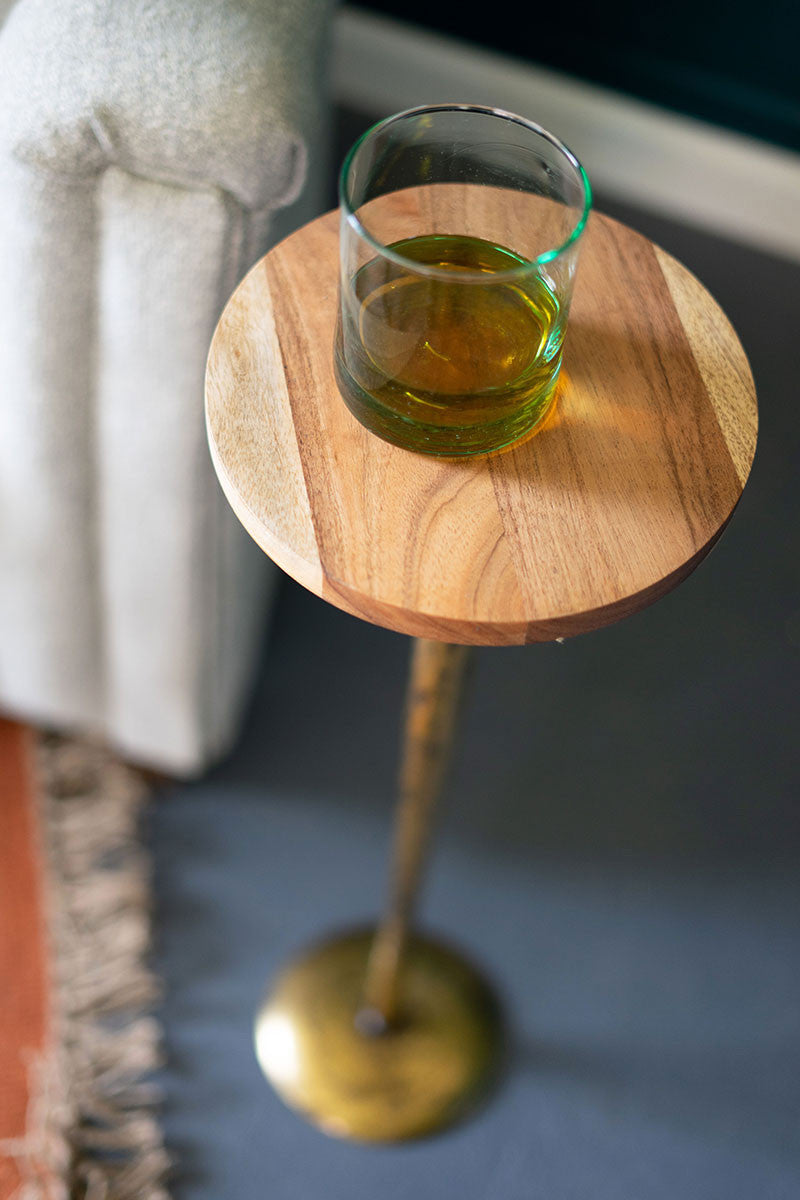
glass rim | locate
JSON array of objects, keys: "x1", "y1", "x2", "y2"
[{"x1": 338, "y1": 102, "x2": 593, "y2": 284}]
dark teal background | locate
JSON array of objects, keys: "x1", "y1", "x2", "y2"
[{"x1": 354, "y1": 0, "x2": 800, "y2": 151}]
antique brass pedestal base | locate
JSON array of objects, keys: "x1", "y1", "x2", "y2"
[{"x1": 254, "y1": 927, "x2": 502, "y2": 1142}]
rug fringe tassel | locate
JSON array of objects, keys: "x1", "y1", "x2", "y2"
[{"x1": 6, "y1": 734, "x2": 170, "y2": 1199}]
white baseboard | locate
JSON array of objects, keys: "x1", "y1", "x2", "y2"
[{"x1": 333, "y1": 7, "x2": 800, "y2": 263}]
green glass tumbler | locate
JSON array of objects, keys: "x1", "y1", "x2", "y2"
[{"x1": 334, "y1": 103, "x2": 592, "y2": 457}]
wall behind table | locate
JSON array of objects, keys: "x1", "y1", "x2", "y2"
[{"x1": 351, "y1": 0, "x2": 800, "y2": 153}]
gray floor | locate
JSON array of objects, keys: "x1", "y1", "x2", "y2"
[{"x1": 150, "y1": 111, "x2": 800, "y2": 1198}]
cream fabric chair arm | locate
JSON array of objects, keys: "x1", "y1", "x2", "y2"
[{"x1": 0, "y1": 0, "x2": 334, "y2": 774}]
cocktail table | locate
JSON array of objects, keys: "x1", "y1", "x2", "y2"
[{"x1": 205, "y1": 205, "x2": 757, "y2": 1141}]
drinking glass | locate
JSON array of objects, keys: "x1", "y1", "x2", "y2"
[{"x1": 334, "y1": 104, "x2": 592, "y2": 456}]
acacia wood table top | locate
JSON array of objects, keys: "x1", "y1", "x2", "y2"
[{"x1": 206, "y1": 203, "x2": 757, "y2": 645}]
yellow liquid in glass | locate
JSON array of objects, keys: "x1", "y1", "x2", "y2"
[{"x1": 335, "y1": 234, "x2": 563, "y2": 456}]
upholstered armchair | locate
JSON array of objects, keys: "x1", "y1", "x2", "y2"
[{"x1": 0, "y1": 0, "x2": 334, "y2": 773}]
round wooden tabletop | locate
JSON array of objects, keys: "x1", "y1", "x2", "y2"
[{"x1": 206, "y1": 205, "x2": 757, "y2": 645}]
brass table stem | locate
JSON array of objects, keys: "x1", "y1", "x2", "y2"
[
  {"x1": 254, "y1": 638, "x2": 499, "y2": 1140},
  {"x1": 362, "y1": 639, "x2": 471, "y2": 1027}
]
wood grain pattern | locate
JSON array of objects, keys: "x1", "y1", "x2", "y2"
[
  {"x1": 205, "y1": 262, "x2": 323, "y2": 596},
  {"x1": 654, "y1": 246, "x2": 758, "y2": 488},
  {"x1": 205, "y1": 201, "x2": 757, "y2": 645},
  {"x1": 356, "y1": 184, "x2": 575, "y2": 264}
]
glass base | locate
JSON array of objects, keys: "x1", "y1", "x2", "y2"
[
  {"x1": 334, "y1": 352, "x2": 560, "y2": 457},
  {"x1": 254, "y1": 927, "x2": 502, "y2": 1142}
]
